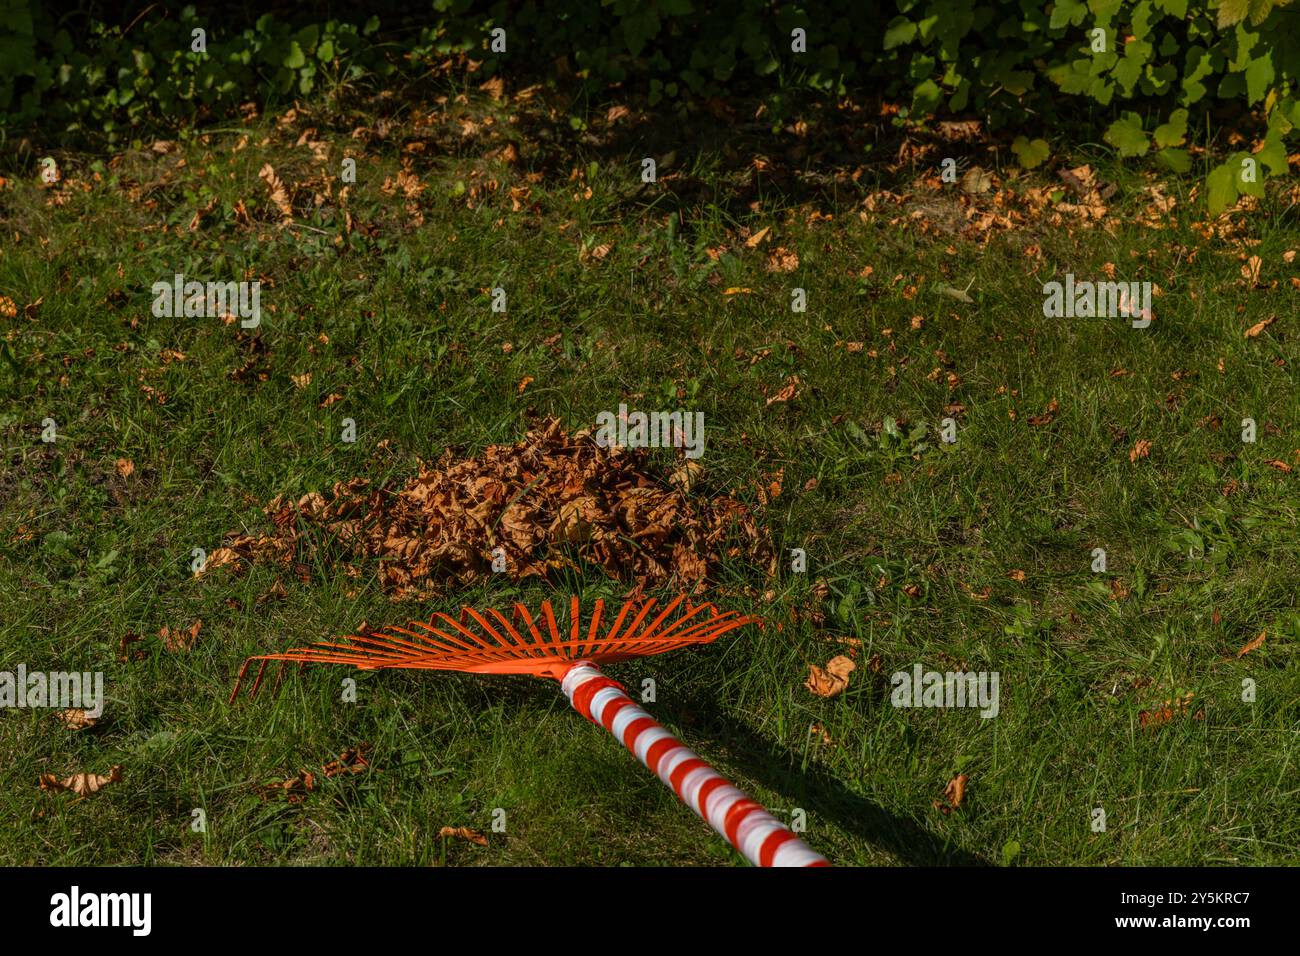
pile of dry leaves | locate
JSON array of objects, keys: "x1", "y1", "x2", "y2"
[{"x1": 204, "y1": 418, "x2": 773, "y2": 599}]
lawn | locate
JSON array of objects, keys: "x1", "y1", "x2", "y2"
[{"x1": 2, "y1": 79, "x2": 1298, "y2": 866}]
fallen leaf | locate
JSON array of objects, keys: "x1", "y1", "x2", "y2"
[
  {"x1": 262, "y1": 770, "x2": 315, "y2": 803},
  {"x1": 56, "y1": 709, "x2": 99, "y2": 730},
  {"x1": 291, "y1": 372, "x2": 312, "y2": 389},
  {"x1": 517, "y1": 375, "x2": 534, "y2": 394},
  {"x1": 944, "y1": 774, "x2": 968, "y2": 809},
  {"x1": 118, "y1": 632, "x2": 145, "y2": 662},
  {"x1": 1236, "y1": 632, "x2": 1266, "y2": 658},
  {"x1": 744, "y1": 226, "x2": 772, "y2": 248},
  {"x1": 40, "y1": 766, "x2": 122, "y2": 797},
  {"x1": 766, "y1": 375, "x2": 802, "y2": 407},
  {"x1": 258, "y1": 164, "x2": 294, "y2": 222},
  {"x1": 159, "y1": 619, "x2": 202, "y2": 652},
  {"x1": 805, "y1": 655, "x2": 855, "y2": 698},
  {"x1": 1266, "y1": 459, "x2": 1292, "y2": 473},
  {"x1": 438, "y1": 825, "x2": 488, "y2": 846},
  {"x1": 1139, "y1": 691, "x2": 1199, "y2": 729},
  {"x1": 1026, "y1": 399, "x2": 1059, "y2": 427},
  {"x1": 1007, "y1": 569, "x2": 1026, "y2": 582},
  {"x1": 766, "y1": 246, "x2": 799, "y2": 272},
  {"x1": 322, "y1": 744, "x2": 371, "y2": 777},
  {"x1": 1245, "y1": 316, "x2": 1276, "y2": 338},
  {"x1": 114, "y1": 458, "x2": 135, "y2": 479},
  {"x1": 1129, "y1": 439, "x2": 1151, "y2": 463}
]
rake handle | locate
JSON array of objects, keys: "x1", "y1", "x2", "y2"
[{"x1": 560, "y1": 662, "x2": 829, "y2": 867}]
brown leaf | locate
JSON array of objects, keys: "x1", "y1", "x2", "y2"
[
  {"x1": 744, "y1": 226, "x2": 772, "y2": 249},
  {"x1": 1245, "y1": 316, "x2": 1275, "y2": 338},
  {"x1": 114, "y1": 458, "x2": 135, "y2": 479},
  {"x1": 118, "y1": 632, "x2": 145, "y2": 663},
  {"x1": 766, "y1": 246, "x2": 799, "y2": 272},
  {"x1": 765, "y1": 375, "x2": 802, "y2": 407},
  {"x1": 1006, "y1": 569, "x2": 1026, "y2": 582},
  {"x1": 322, "y1": 744, "x2": 371, "y2": 777},
  {"x1": 438, "y1": 825, "x2": 488, "y2": 846},
  {"x1": 1267, "y1": 459, "x2": 1292, "y2": 473},
  {"x1": 943, "y1": 773, "x2": 969, "y2": 809},
  {"x1": 1026, "y1": 399, "x2": 1059, "y2": 427},
  {"x1": 1129, "y1": 439, "x2": 1151, "y2": 463},
  {"x1": 805, "y1": 655, "x2": 856, "y2": 698},
  {"x1": 159, "y1": 619, "x2": 202, "y2": 652},
  {"x1": 1139, "y1": 691, "x2": 1199, "y2": 729},
  {"x1": 1236, "y1": 632, "x2": 1266, "y2": 658},
  {"x1": 262, "y1": 770, "x2": 315, "y2": 803},
  {"x1": 257, "y1": 164, "x2": 294, "y2": 222},
  {"x1": 40, "y1": 765, "x2": 122, "y2": 797},
  {"x1": 56, "y1": 709, "x2": 99, "y2": 730}
]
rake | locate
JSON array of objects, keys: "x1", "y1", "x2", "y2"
[{"x1": 230, "y1": 594, "x2": 829, "y2": 867}]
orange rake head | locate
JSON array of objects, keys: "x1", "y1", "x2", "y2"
[{"x1": 229, "y1": 594, "x2": 760, "y2": 702}]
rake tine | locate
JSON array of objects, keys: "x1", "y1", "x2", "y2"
[
  {"x1": 229, "y1": 658, "x2": 254, "y2": 705},
  {"x1": 248, "y1": 659, "x2": 270, "y2": 700}
]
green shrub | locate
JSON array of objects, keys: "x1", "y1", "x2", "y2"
[{"x1": 2, "y1": 1, "x2": 1296, "y2": 213}]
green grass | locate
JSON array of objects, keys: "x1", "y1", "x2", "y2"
[{"x1": 2, "y1": 87, "x2": 1299, "y2": 866}]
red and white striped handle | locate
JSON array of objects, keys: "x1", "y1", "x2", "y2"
[{"x1": 561, "y1": 662, "x2": 829, "y2": 867}]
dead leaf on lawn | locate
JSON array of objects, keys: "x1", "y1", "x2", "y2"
[
  {"x1": 766, "y1": 375, "x2": 802, "y2": 407},
  {"x1": 257, "y1": 164, "x2": 294, "y2": 222},
  {"x1": 56, "y1": 709, "x2": 99, "y2": 730},
  {"x1": 744, "y1": 226, "x2": 772, "y2": 248},
  {"x1": 1245, "y1": 316, "x2": 1275, "y2": 338},
  {"x1": 322, "y1": 744, "x2": 371, "y2": 777},
  {"x1": 40, "y1": 765, "x2": 122, "y2": 797},
  {"x1": 159, "y1": 619, "x2": 202, "y2": 652},
  {"x1": 438, "y1": 826, "x2": 488, "y2": 846},
  {"x1": 805, "y1": 655, "x2": 855, "y2": 698},
  {"x1": 1237, "y1": 632, "x2": 1266, "y2": 658},
  {"x1": 1026, "y1": 399, "x2": 1059, "y2": 427},
  {"x1": 114, "y1": 458, "x2": 135, "y2": 480},
  {"x1": 1129, "y1": 439, "x2": 1151, "y2": 463}
]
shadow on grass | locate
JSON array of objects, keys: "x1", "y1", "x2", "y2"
[{"x1": 690, "y1": 707, "x2": 991, "y2": 867}]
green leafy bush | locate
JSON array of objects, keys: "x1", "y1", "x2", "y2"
[{"x1": 2, "y1": 1, "x2": 1296, "y2": 212}]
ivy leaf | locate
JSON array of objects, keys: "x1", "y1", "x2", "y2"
[
  {"x1": 1104, "y1": 112, "x2": 1149, "y2": 157},
  {"x1": 282, "y1": 41, "x2": 306, "y2": 70},
  {"x1": 1011, "y1": 136, "x2": 1051, "y2": 169},
  {"x1": 1153, "y1": 107, "x2": 1188, "y2": 147}
]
